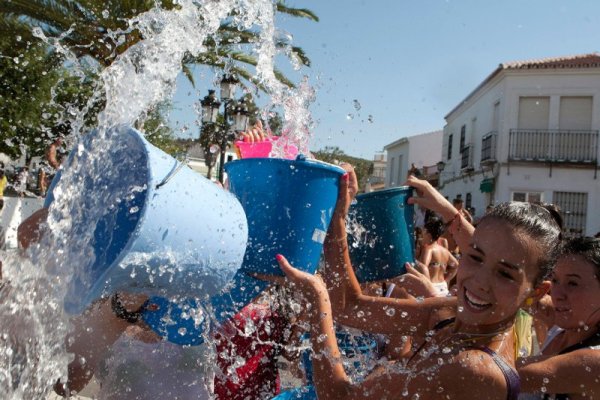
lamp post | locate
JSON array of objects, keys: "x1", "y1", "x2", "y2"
[
  {"x1": 200, "y1": 75, "x2": 249, "y2": 183},
  {"x1": 436, "y1": 161, "x2": 446, "y2": 189}
]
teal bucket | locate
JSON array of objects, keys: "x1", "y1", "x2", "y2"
[
  {"x1": 211, "y1": 156, "x2": 345, "y2": 321},
  {"x1": 46, "y1": 126, "x2": 248, "y2": 322},
  {"x1": 348, "y1": 187, "x2": 415, "y2": 282},
  {"x1": 271, "y1": 386, "x2": 316, "y2": 400}
]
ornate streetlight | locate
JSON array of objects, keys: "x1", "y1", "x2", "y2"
[{"x1": 200, "y1": 75, "x2": 249, "y2": 183}]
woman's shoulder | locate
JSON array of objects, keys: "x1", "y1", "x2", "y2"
[{"x1": 431, "y1": 349, "x2": 512, "y2": 399}]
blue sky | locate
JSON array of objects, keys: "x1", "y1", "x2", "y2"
[{"x1": 169, "y1": 0, "x2": 600, "y2": 159}]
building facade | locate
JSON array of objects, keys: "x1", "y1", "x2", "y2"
[
  {"x1": 384, "y1": 130, "x2": 443, "y2": 188},
  {"x1": 439, "y1": 53, "x2": 600, "y2": 236}
]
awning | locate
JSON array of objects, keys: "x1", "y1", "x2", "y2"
[{"x1": 480, "y1": 177, "x2": 495, "y2": 193}]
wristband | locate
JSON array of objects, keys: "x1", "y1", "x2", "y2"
[{"x1": 111, "y1": 293, "x2": 145, "y2": 324}]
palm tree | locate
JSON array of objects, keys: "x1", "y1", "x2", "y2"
[{"x1": 0, "y1": 0, "x2": 318, "y2": 89}]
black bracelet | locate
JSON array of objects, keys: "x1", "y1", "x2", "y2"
[{"x1": 111, "y1": 293, "x2": 143, "y2": 323}]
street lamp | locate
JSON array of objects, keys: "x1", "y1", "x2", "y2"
[
  {"x1": 200, "y1": 75, "x2": 250, "y2": 183},
  {"x1": 436, "y1": 161, "x2": 446, "y2": 173}
]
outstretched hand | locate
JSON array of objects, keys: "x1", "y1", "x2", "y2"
[
  {"x1": 239, "y1": 120, "x2": 269, "y2": 143},
  {"x1": 333, "y1": 163, "x2": 358, "y2": 221},
  {"x1": 404, "y1": 175, "x2": 456, "y2": 222}
]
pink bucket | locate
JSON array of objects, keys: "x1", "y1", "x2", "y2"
[{"x1": 234, "y1": 136, "x2": 298, "y2": 159}]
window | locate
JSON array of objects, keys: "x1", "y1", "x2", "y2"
[
  {"x1": 518, "y1": 97, "x2": 550, "y2": 130},
  {"x1": 227, "y1": 155, "x2": 234, "y2": 162},
  {"x1": 559, "y1": 97, "x2": 592, "y2": 130},
  {"x1": 512, "y1": 192, "x2": 543, "y2": 203},
  {"x1": 492, "y1": 101, "x2": 500, "y2": 132},
  {"x1": 553, "y1": 191, "x2": 588, "y2": 237},
  {"x1": 460, "y1": 125, "x2": 466, "y2": 152},
  {"x1": 388, "y1": 157, "x2": 395, "y2": 186},
  {"x1": 465, "y1": 193, "x2": 472, "y2": 209},
  {"x1": 447, "y1": 134, "x2": 453, "y2": 160},
  {"x1": 397, "y1": 154, "x2": 404, "y2": 183}
]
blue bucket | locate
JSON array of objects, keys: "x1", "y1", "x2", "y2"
[
  {"x1": 210, "y1": 156, "x2": 345, "y2": 321},
  {"x1": 301, "y1": 332, "x2": 377, "y2": 385},
  {"x1": 46, "y1": 126, "x2": 248, "y2": 320},
  {"x1": 348, "y1": 187, "x2": 415, "y2": 282}
]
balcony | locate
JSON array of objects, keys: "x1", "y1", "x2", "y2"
[
  {"x1": 508, "y1": 129, "x2": 599, "y2": 164},
  {"x1": 480, "y1": 132, "x2": 497, "y2": 164},
  {"x1": 461, "y1": 143, "x2": 474, "y2": 171}
]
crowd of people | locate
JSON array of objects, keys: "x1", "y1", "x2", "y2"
[{"x1": 8, "y1": 122, "x2": 600, "y2": 399}]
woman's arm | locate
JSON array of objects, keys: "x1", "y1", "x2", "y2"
[
  {"x1": 444, "y1": 252, "x2": 459, "y2": 282},
  {"x1": 321, "y1": 170, "x2": 448, "y2": 336},
  {"x1": 404, "y1": 176, "x2": 475, "y2": 251},
  {"x1": 519, "y1": 349, "x2": 600, "y2": 396}
]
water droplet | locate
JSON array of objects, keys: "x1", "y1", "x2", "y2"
[
  {"x1": 442, "y1": 346, "x2": 452, "y2": 354},
  {"x1": 129, "y1": 206, "x2": 139, "y2": 213},
  {"x1": 357, "y1": 310, "x2": 365, "y2": 318},
  {"x1": 209, "y1": 144, "x2": 219, "y2": 154},
  {"x1": 346, "y1": 113, "x2": 354, "y2": 120},
  {"x1": 32, "y1": 27, "x2": 44, "y2": 39},
  {"x1": 353, "y1": 99, "x2": 361, "y2": 111},
  {"x1": 457, "y1": 306, "x2": 464, "y2": 313},
  {"x1": 316, "y1": 334, "x2": 328, "y2": 343},
  {"x1": 178, "y1": 327, "x2": 187, "y2": 336},
  {"x1": 386, "y1": 308, "x2": 396, "y2": 317},
  {"x1": 368, "y1": 115, "x2": 374, "y2": 123},
  {"x1": 102, "y1": 9, "x2": 110, "y2": 18},
  {"x1": 400, "y1": 311, "x2": 408, "y2": 318}
]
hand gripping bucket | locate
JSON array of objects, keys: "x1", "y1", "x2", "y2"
[
  {"x1": 210, "y1": 156, "x2": 345, "y2": 321},
  {"x1": 348, "y1": 187, "x2": 415, "y2": 282},
  {"x1": 47, "y1": 126, "x2": 248, "y2": 325}
]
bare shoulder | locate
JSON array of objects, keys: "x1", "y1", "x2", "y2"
[{"x1": 434, "y1": 348, "x2": 510, "y2": 399}]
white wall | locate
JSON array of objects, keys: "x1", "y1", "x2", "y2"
[
  {"x1": 407, "y1": 130, "x2": 443, "y2": 168},
  {"x1": 495, "y1": 164, "x2": 600, "y2": 236},
  {"x1": 385, "y1": 141, "x2": 409, "y2": 187},
  {"x1": 385, "y1": 130, "x2": 443, "y2": 188}
]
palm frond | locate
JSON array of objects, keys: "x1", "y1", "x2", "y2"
[
  {"x1": 181, "y1": 62, "x2": 195, "y2": 87},
  {"x1": 276, "y1": 2, "x2": 319, "y2": 22}
]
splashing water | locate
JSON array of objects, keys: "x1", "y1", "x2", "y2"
[{"x1": 1, "y1": 0, "x2": 324, "y2": 398}]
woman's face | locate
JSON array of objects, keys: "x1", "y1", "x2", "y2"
[
  {"x1": 456, "y1": 218, "x2": 542, "y2": 331},
  {"x1": 551, "y1": 255, "x2": 600, "y2": 330}
]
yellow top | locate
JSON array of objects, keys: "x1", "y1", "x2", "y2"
[{"x1": 0, "y1": 175, "x2": 7, "y2": 197}]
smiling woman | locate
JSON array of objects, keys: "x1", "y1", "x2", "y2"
[
  {"x1": 270, "y1": 172, "x2": 563, "y2": 400},
  {"x1": 519, "y1": 237, "x2": 600, "y2": 399}
]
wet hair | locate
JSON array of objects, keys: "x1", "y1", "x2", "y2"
[
  {"x1": 560, "y1": 237, "x2": 600, "y2": 282},
  {"x1": 424, "y1": 218, "x2": 444, "y2": 241},
  {"x1": 482, "y1": 202, "x2": 563, "y2": 284}
]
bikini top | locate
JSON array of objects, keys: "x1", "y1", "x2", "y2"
[
  {"x1": 543, "y1": 330, "x2": 600, "y2": 400},
  {"x1": 412, "y1": 318, "x2": 520, "y2": 400}
]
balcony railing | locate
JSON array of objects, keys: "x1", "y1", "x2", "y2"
[
  {"x1": 481, "y1": 132, "x2": 497, "y2": 163},
  {"x1": 509, "y1": 129, "x2": 599, "y2": 163},
  {"x1": 461, "y1": 143, "x2": 474, "y2": 170}
]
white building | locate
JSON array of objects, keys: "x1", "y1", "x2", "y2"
[
  {"x1": 186, "y1": 143, "x2": 238, "y2": 181},
  {"x1": 365, "y1": 152, "x2": 386, "y2": 192},
  {"x1": 439, "y1": 53, "x2": 600, "y2": 236},
  {"x1": 384, "y1": 130, "x2": 443, "y2": 187}
]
